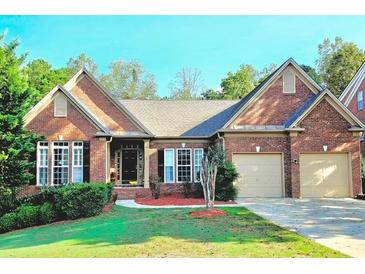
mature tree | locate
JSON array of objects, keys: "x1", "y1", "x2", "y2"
[
  {"x1": 256, "y1": 63, "x2": 278, "y2": 83},
  {"x1": 300, "y1": 64, "x2": 323, "y2": 85},
  {"x1": 0, "y1": 38, "x2": 40, "y2": 198},
  {"x1": 100, "y1": 60, "x2": 158, "y2": 99},
  {"x1": 67, "y1": 53, "x2": 99, "y2": 76},
  {"x1": 220, "y1": 64, "x2": 257, "y2": 99},
  {"x1": 317, "y1": 37, "x2": 365, "y2": 96},
  {"x1": 169, "y1": 68, "x2": 204, "y2": 99},
  {"x1": 25, "y1": 59, "x2": 71, "y2": 105},
  {"x1": 201, "y1": 88, "x2": 224, "y2": 100}
]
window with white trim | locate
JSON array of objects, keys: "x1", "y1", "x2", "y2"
[
  {"x1": 176, "y1": 148, "x2": 192, "y2": 182},
  {"x1": 52, "y1": 141, "x2": 69, "y2": 185},
  {"x1": 164, "y1": 149, "x2": 175, "y2": 183},
  {"x1": 358, "y1": 90, "x2": 364, "y2": 111},
  {"x1": 54, "y1": 93, "x2": 67, "y2": 117},
  {"x1": 194, "y1": 148, "x2": 204, "y2": 182},
  {"x1": 72, "y1": 141, "x2": 83, "y2": 183},
  {"x1": 37, "y1": 141, "x2": 48, "y2": 186}
]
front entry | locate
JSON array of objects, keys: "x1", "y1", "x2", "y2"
[
  {"x1": 122, "y1": 149, "x2": 137, "y2": 182},
  {"x1": 113, "y1": 141, "x2": 144, "y2": 186}
]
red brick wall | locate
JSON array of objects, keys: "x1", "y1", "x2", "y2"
[
  {"x1": 291, "y1": 99, "x2": 361, "y2": 198},
  {"x1": 224, "y1": 135, "x2": 292, "y2": 196},
  {"x1": 26, "y1": 100, "x2": 106, "y2": 184},
  {"x1": 234, "y1": 74, "x2": 314, "y2": 126},
  {"x1": 71, "y1": 76, "x2": 141, "y2": 132}
]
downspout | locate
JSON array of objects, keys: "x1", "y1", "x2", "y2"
[{"x1": 105, "y1": 136, "x2": 113, "y2": 182}]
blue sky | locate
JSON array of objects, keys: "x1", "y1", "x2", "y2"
[{"x1": 1, "y1": 16, "x2": 365, "y2": 97}]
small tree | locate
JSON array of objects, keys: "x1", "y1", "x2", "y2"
[{"x1": 199, "y1": 145, "x2": 224, "y2": 209}]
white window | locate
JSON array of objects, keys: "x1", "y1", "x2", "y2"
[
  {"x1": 54, "y1": 93, "x2": 67, "y2": 117},
  {"x1": 37, "y1": 141, "x2": 48, "y2": 186},
  {"x1": 72, "y1": 141, "x2": 83, "y2": 183},
  {"x1": 283, "y1": 67, "x2": 296, "y2": 94},
  {"x1": 52, "y1": 141, "x2": 69, "y2": 185},
  {"x1": 194, "y1": 148, "x2": 204, "y2": 182},
  {"x1": 164, "y1": 149, "x2": 175, "y2": 183},
  {"x1": 358, "y1": 91, "x2": 364, "y2": 111},
  {"x1": 176, "y1": 148, "x2": 192, "y2": 183}
]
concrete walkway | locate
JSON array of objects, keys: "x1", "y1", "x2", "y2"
[
  {"x1": 115, "y1": 199, "x2": 240, "y2": 208},
  {"x1": 237, "y1": 198, "x2": 365, "y2": 258}
]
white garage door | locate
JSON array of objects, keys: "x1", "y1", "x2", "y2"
[
  {"x1": 300, "y1": 153, "x2": 350, "y2": 198},
  {"x1": 232, "y1": 153, "x2": 283, "y2": 198}
]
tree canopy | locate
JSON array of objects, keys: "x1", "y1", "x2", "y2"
[
  {"x1": 100, "y1": 60, "x2": 158, "y2": 99},
  {"x1": 67, "y1": 53, "x2": 99, "y2": 76},
  {"x1": 169, "y1": 68, "x2": 204, "y2": 100},
  {"x1": 0, "y1": 37, "x2": 40, "y2": 196},
  {"x1": 317, "y1": 37, "x2": 365, "y2": 96}
]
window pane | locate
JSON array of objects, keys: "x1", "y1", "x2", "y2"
[
  {"x1": 165, "y1": 166, "x2": 174, "y2": 183},
  {"x1": 177, "y1": 149, "x2": 191, "y2": 182},
  {"x1": 73, "y1": 167, "x2": 83, "y2": 183},
  {"x1": 165, "y1": 150, "x2": 174, "y2": 166},
  {"x1": 194, "y1": 149, "x2": 203, "y2": 182}
]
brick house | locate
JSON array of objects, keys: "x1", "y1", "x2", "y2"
[{"x1": 24, "y1": 58, "x2": 365, "y2": 198}]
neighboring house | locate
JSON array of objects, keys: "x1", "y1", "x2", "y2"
[
  {"x1": 340, "y1": 62, "x2": 365, "y2": 154},
  {"x1": 24, "y1": 58, "x2": 365, "y2": 199}
]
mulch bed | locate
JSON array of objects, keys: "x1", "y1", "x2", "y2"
[
  {"x1": 135, "y1": 194, "x2": 236, "y2": 206},
  {"x1": 190, "y1": 209, "x2": 227, "y2": 218}
]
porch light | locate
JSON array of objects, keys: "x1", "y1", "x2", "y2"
[
  {"x1": 182, "y1": 143, "x2": 186, "y2": 148},
  {"x1": 323, "y1": 145, "x2": 328, "y2": 152},
  {"x1": 256, "y1": 146, "x2": 261, "y2": 153},
  {"x1": 58, "y1": 135, "x2": 64, "y2": 140}
]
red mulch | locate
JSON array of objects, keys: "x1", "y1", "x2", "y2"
[
  {"x1": 135, "y1": 194, "x2": 236, "y2": 206},
  {"x1": 190, "y1": 209, "x2": 227, "y2": 218}
]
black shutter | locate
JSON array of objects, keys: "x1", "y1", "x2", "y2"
[
  {"x1": 83, "y1": 141, "x2": 90, "y2": 182},
  {"x1": 157, "y1": 149, "x2": 164, "y2": 181}
]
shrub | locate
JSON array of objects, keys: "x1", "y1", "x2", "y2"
[
  {"x1": 149, "y1": 175, "x2": 162, "y2": 199},
  {"x1": 182, "y1": 182, "x2": 204, "y2": 198},
  {"x1": 182, "y1": 182, "x2": 193, "y2": 198},
  {"x1": 0, "y1": 190, "x2": 18, "y2": 217},
  {"x1": 55, "y1": 183, "x2": 112, "y2": 219},
  {"x1": 39, "y1": 202, "x2": 58, "y2": 224},
  {"x1": 0, "y1": 212, "x2": 17, "y2": 233},
  {"x1": 19, "y1": 188, "x2": 57, "y2": 206},
  {"x1": 215, "y1": 161, "x2": 239, "y2": 201},
  {"x1": 15, "y1": 205, "x2": 40, "y2": 228}
]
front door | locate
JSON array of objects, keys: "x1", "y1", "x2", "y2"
[{"x1": 122, "y1": 149, "x2": 137, "y2": 183}]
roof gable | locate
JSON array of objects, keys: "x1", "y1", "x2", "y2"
[
  {"x1": 286, "y1": 89, "x2": 365, "y2": 129},
  {"x1": 24, "y1": 85, "x2": 109, "y2": 134},
  {"x1": 64, "y1": 68, "x2": 153, "y2": 135},
  {"x1": 222, "y1": 58, "x2": 324, "y2": 129}
]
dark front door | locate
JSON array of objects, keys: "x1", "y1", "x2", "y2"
[{"x1": 122, "y1": 149, "x2": 137, "y2": 182}]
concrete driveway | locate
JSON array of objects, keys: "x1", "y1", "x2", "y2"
[{"x1": 237, "y1": 198, "x2": 365, "y2": 257}]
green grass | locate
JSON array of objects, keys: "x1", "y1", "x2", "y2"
[{"x1": 0, "y1": 206, "x2": 347, "y2": 258}]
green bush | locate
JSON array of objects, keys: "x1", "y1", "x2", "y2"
[
  {"x1": 215, "y1": 161, "x2": 239, "y2": 201},
  {"x1": 39, "y1": 202, "x2": 58, "y2": 224},
  {"x1": 55, "y1": 183, "x2": 112, "y2": 219},
  {"x1": 0, "y1": 190, "x2": 18, "y2": 217},
  {"x1": 0, "y1": 212, "x2": 17, "y2": 233},
  {"x1": 15, "y1": 205, "x2": 40, "y2": 228},
  {"x1": 19, "y1": 188, "x2": 57, "y2": 206}
]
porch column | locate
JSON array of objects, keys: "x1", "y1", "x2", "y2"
[{"x1": 144, "y1": 139, "x2": 150, "y2": 188}]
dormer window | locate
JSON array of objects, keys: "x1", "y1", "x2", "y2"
[
  {"x1": 283, "y1": 67, "x2": 296, "y2": 94},
  {"x1": 54, "y1": 93, "x2": 67, "y2": 117},
  {"x1": 357, "y1": 91, "x2": 364, "y2": 111}
]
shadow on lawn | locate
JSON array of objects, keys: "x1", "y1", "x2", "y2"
[{"x1": 0, "y1": 207, "x2": 302, "y2": 250}]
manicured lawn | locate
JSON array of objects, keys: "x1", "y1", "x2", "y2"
[{"x1": 0, "y1": 206, "x2": 347, "y2": 258}]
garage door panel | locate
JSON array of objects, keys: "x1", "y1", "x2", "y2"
[
  {"x1": 300, "y1": 153, "x2": 349, "y2": 198},
  {"x1": 233, "y1": 154, "x2": 283, "y2": 198}
]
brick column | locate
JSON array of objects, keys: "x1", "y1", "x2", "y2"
[
  {"x1": 290, "y1": 133, "x2": 300, "y2": 198},
  {"x1": 144, "y1": 139, "x2": 150, "y2": 188}
]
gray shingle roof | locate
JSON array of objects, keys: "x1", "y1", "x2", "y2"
[{"x1": 120, "y1": 100, "x2": 239, "y2": 137}]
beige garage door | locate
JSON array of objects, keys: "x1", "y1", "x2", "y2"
[
  {"x1": 300, "y1": 153, "x2": 350, "y2": 198},
  {"x1": 232, "y1": 154, "x2": 283, "y2": 198}
]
